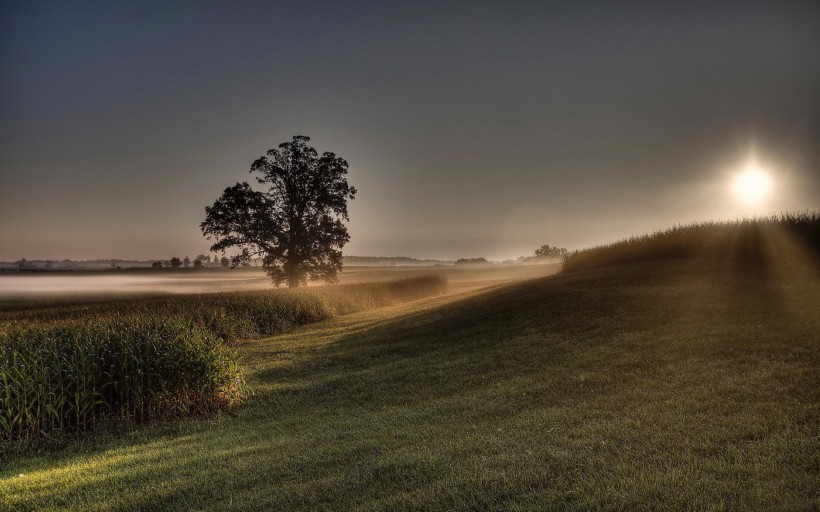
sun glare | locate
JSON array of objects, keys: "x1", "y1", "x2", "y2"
[{"x1": 732, "y1": 165, "x2": 773, "y2": 204}]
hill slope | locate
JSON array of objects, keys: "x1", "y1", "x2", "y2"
[
  {"x1": 561, "y1": 212, "x2": 820, "y2": 274},
  {"x1": 2, "y1": 260, "x2": 818, "y2": 510}
]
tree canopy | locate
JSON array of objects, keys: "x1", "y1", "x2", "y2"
[
  {"x1": 534, "y1": 245, "x2": 568, "y2": 260},
  {"x1": 201, "y1": 135, "x2": 356, "y2": 287}
]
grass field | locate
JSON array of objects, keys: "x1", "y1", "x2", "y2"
[
  {"x1": 1, "y1": 258, "x2": 817, "y2": 510},
  {"x1": 0, "y1": 275, "x2": 453, "y2": 440}
]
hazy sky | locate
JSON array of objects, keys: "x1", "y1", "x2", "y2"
[{"x1": 1, "y1": 0, "x2": 819, "y2": 261}]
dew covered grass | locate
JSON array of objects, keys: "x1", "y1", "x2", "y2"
[{"x1": 1, "y1": 260, "x2": 816, "y2": 510}]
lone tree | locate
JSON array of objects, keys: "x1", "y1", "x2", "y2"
[{"x1": 201, "y1": 135, "x2": 356, "y2": 287}]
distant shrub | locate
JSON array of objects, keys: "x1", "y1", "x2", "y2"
[
  {"x1": 534, "y1": 244, "x2": 568, "y2": 260},
  {"x1": 0, "y1": 319, "x2": 246, "y2": 440},
  {"x1": 561, "y1": 212, "x2": 820, "y2": 274},
  {"x1": 455, "y1": 258, "x2": 489, "y2": 266}
]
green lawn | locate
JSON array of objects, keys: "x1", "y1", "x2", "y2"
[{"x1": 2, "y1": 261, "x2": 818, "y2": 511}]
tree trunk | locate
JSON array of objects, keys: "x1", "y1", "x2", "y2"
[{"x1": 287, "y1": 264, "x2": 301, "y2": 288}]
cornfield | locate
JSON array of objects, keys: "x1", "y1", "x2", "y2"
[
  {"x1": 561, "y1": 212, "x2": 820, "y2": 274},
  {"x1": 1, "y1": 276, "x2": 450, "y2": 342},
  {"x1": 0, "y1": 276, "x2": 447, "y2": 439},
  {"x1": 0, "y1": 319, "x2": 245, "y2": 439}
]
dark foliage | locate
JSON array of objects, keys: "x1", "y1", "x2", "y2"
[
  {"x1": 534, "y1": 244, "x2": 568, "y2": 259},
  {"x1": 201, "y1": 135, "x2": 356, "y2": 287},
  {"x1": 455, "y1": 258, "x2": 489, "y2": 266}
]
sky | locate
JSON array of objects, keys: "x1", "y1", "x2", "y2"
[{"x1": 1, "y1": 0, "x2": 819, "y2": 261}]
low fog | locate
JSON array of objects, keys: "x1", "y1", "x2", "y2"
[{"x1": 0, "y1": 265, "x2": 558, "y2": 299}]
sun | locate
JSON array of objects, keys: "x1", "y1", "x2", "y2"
[{"x1": 731, "y1": 165, "x2": 773, "y2": 204}]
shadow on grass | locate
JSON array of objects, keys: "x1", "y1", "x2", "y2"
[{"x1": 2, "y1": 260, "x2": 818, "y2": 511}]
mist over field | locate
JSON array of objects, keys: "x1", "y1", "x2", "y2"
[
  {"x1": 0, "y1": 265, "x2": 558, "y2": 299},
  {"x1": 0, "y1": 273, "x2": 271, "y2": 297}
]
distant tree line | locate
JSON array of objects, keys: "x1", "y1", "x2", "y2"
[
  {"x1": 343, "y1": 256, "x2": 452, "y2": 266},
  {"x1": 4, "y1": 255, "x2": 261, "y2": 271},
  {"x1": 517, "y1": 244, "x2": 568, "y2": 263},
  {"x1": 454, "y1": 257, "x2": 489, "y2": 266},
  {"x1": 150, "y1": 255, "x2": 234, "y2": 269},
  {"x1": 534, "y1": 244, "x2": 568, "y2": 260},
  {"x1": 449, "y1": 244, "x2": 568, "y2": 267}
]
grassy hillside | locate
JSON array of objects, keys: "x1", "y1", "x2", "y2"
[
  {"x1": 1, "y1": 256, "x2": 816, "y2": 510},
  {"x1": 561, "y1": 212, "x2": 820, "y2": 274}
]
